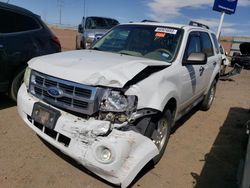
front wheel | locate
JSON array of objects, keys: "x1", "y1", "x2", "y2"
[
  {"x1": 200, "y1": 80, "x2": 217, "y2": 111},
  {"x1": 145, "y1": 110, "x2": 172, "y2": 164},
  {"x1": 9, "y1": 69, "x2": 25, "y2": 102}
]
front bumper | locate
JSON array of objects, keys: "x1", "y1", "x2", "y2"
[{"x1": 17, "y1": 84, "x2": 158, "y2": 187}]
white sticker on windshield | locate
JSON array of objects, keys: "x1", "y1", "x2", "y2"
[{"x1": 155, "y1": 27, "x2": 177, "y2": 34}]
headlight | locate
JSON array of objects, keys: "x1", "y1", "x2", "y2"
[
  {"x1": 24, "y1": 67, "x2": 31, "y2": 88},
  {"x1": 85, "y1": 34, "x2": 95, "y2": 48},
  {"x1": 100, "y1": 90, "x2": 137, "y2": 112}
]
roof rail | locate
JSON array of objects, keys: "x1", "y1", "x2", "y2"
[
  {"x1": 189, "y1": 21, "x2": 209, "y2": 29},
  {"x1": 141, "y1": 19, "x2": 158, "y2": 23}
]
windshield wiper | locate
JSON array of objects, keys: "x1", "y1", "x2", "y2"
[
  {"x1": 91, "y1": 47, "x2": 101, "y2": 51},
  {"x1": 119, "y1": 52, "x2": 131, "y2": 56}
]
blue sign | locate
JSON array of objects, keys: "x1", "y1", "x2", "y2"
[{"x1": 213, "y1": 0, "x2": 238, "y2": 14}]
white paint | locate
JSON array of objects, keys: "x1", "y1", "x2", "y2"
[
  {"x1": 29, "y1": 50, "x2": 169, "y2": 88},
  {"x1": 17, "y1": 22, "x2": 222, "y2": 187}
]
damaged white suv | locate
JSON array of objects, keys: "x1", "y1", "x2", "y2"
[{"x1": 17, "y1": 21, "x2": 221, "y2": 187}]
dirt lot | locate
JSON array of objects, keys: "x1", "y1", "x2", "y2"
[
  {"x1": 50, "y1": 27, "x2": 77, "y2": 51},
  {"x1": 0, "y1": 28, "x2": 250, "y2": 188}
]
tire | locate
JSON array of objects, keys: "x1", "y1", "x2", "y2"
[
  {"x1": 200, "y1": 80, "x2": 217, "y2": 111},
  {"x1": 9, "y1": 69, "x2": 25, "y2": 102},
  {"x1": 145, "y1": 110, "x2": 172, "y2": 164}
]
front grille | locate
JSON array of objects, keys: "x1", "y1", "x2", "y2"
[{"x1": 29, "y1": 70, "x2": 102, "y2": 115}]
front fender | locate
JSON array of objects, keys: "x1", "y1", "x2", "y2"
[{"x1": 126, "y1": 79, "x2": 179, "y2": 112}]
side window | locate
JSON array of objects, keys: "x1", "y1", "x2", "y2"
[
  {"x1": 200, "y1": 32, "x2": 214, "y2": 57},
  {"x1": 85, "y1": 18, "x2": 93, "y2": 29},
  {"x1": 185, "y1": 32, "x2": 201, "y2": 59},
  {"x1": 211, "y1": 33, "x2": 220, "y2": 54},
  {"x1": 0, "y1": 9, "x2": 40, "y2": 33}
]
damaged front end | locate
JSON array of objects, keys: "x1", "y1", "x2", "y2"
[{"x1": 18, "y1": 68, "x2": 161, "y2": 187}]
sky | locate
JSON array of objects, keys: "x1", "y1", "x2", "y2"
[{"x1": 1, "y1": 0, "x2": 250, "y2": 36}]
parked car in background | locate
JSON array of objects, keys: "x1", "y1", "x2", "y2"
[
  {"x1": 76, "y1": 16, "x2": 119, "y2": 49},
  {"x1": 220, "y1": 45, "x2": 230, "y2": 75},
  {"x1": 0, "y1": 2, "x2": 61, "y2": 101},
  {"x1": 231, "y1": 42, "x2": 250, "y2": 69}
]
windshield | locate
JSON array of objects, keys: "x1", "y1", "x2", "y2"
[
  {"x1": 92, "y1": 25, "x2": 183, "y2": 62},
  {"x1": 85, "y1": 17, "x2": 119, "y2": 30}
]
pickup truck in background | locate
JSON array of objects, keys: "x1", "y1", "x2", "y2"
[
  {"x1": 17, "y1": 21, "x2": 221, "y2": 187},
  {"x1": 76, "y1": 16, "x2": 119, "y2": 49}
]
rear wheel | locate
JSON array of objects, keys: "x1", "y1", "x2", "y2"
[
  {"x1": 200, "y1": 80, "x2": 217, "y2": 111},
  {"x1": 145, "y1": 110, "x2": 172, "y2": 164},
  {"x1": 9, "y1": 69, "x2": 25, "y2": 102}
]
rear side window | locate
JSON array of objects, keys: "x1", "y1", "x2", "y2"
[
  {"x1": 200, "y1": 32, "x2": 214, "y2": 57},
  {"x1": 0, "y1": 9, "x2": 41, "y2": 33},
  {"x1": 211, "y1": 33, "x2": 220, "y2": 54}
]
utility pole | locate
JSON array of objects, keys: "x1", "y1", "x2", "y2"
[
  {"x1": 83, "y1": 0, "x2": 85, "y2": 17},
  {"x1": 57, "y1": 0, "x2": 63, "y2": 25}
]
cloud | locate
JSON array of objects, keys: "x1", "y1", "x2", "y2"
[
  {"x1": 238, "y1": 0, "x2": 250, "y2": 6},
  {"x1": 147, "y1": 0, "x2": 213, "y2": 21},
  {"x1": 192, "y1": 18, "x2": 246, "y2": 36},
  {"x1": 147, "y1": 0, "x2": 250, "y2": 21}
]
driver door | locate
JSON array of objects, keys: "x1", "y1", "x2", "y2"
[{"x1": 179, "y1": 31, "x2": 206, "y2": 109}]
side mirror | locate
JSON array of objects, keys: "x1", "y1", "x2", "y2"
[
  {"x1": 184, "y1": 53, "x2": 207, "y2": 65},
  {"x1": 78, "y1": 24, "x2": 83, "y2": 33}
]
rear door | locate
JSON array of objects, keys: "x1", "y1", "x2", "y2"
[{"x1": 199, "y1": 32, "x2": 216, "y2": 89}]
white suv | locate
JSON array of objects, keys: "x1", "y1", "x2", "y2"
[{"x1": 17, "y1": 21, "x2": 221, "y2": 187}]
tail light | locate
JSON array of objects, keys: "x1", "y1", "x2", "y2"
[{"x1": 51, "y1": 35, "x2": 61, "y2": 48}]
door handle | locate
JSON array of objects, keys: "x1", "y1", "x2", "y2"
[{"x1": 199, "y1": 66, "x2": 205, "y2": 76}]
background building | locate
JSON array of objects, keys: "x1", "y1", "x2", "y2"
[{"x1": 220, "y1": 36, "x2": 250, "y2": 56}]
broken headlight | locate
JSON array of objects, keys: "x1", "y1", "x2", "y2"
[
  {"x1": 100, "y1": 90, "x2": 137, "y2": 113},
  {"x1": 92, "y1": 122, "x2": 111, "y2": 136}
]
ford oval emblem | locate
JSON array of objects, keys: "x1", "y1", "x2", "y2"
[{"x1": 47, "y1": 87, "x2": 63, "y2": 98}]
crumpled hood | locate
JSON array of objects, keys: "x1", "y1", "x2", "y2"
[
  {"x1": 29, "y1": 50, "x2": 169, "y2": 88},
  {"x1": 240, "y1": 42, "x2": 250, "y2": 55}
]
